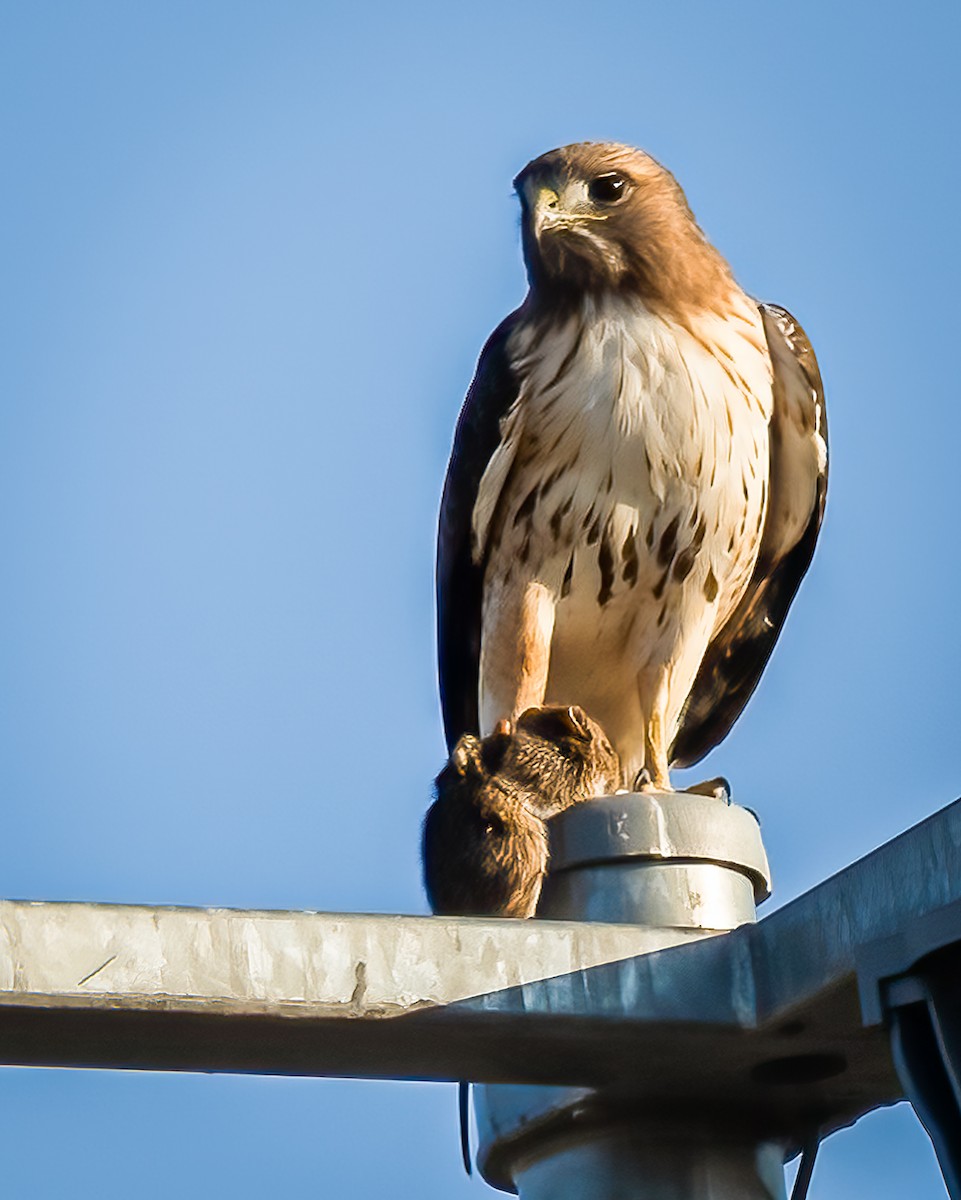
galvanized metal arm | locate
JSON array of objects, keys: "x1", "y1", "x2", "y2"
[{"x1": 0, "y1": 796, "x2": 959, "y2": 1196}]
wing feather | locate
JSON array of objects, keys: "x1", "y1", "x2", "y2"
[
  {"x1": 669, "y1": 303, "x2": 828, "y2": 768},
  {"x1": 437, "y1": 313, "x2": 522, "y2": 751}
]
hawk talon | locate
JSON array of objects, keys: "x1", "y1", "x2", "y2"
[
  {"x1": 686, "y1": 775, "x2": 732, "y2": 803},
  {"x1": 632, "y1": 767, "x2": 653, "y2": 792}
]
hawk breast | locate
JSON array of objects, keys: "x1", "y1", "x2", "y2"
[{"x1": 473, "y1": 293, "x2": 774, "y2": 761}]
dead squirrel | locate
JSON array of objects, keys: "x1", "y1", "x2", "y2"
[{"x1": 422, "y1": 706, "x2": 620, "y2": 918}]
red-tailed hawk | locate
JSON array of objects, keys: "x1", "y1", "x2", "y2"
[{"x1": 438, "y1": 143, "x2": 827, "y2": 789}]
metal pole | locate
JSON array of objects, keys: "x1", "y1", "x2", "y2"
[
  {"x1": 511, "y1": 1130, "x2": 787, "y2": 1200},
  {"x1": 473, "y1": 790, "x2": 785, "y2": 1199}
]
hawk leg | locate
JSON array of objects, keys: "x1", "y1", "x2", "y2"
[
  {"x1": 623, "y1": 709, "x2": 672, "y2": 792},
  {"x1": 642, "y1": 707, "x2": 672, "y2": 791},
  {"x1": 479, "y1": 581, "x2": 556, "y2": 736}
]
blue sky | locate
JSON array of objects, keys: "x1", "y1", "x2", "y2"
[{"x1": 1, "y1": 2, "x2": 958, "y2": 1195}]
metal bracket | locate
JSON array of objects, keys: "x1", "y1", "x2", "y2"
[{"x1": 883, "y1": 945, "x2": 961, "y2": 1198}]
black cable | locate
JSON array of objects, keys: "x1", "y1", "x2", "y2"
[
  {"x1": 791, "y1": 1133, "x2": 820, "y2": 1200},
  {"x1": 458, "y1": 1080, "x2": 472, "y2": 1175}
]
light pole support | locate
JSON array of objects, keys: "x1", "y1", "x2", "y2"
[
  {"x1": 474, "y1": 790, "x2": 783, "y2": 1198},
  {"x1": 0, "y1": 798, "x2": 960, "y2": 1195}
]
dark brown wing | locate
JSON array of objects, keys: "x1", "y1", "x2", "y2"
[
  {"x1": 669, "y1": 303, "x2": 828, "y2": 768},
  {"x1": 437, "y1": 313, "x2": 522, "y2": 752}
]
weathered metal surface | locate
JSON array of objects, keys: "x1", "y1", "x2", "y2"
[
  {"x1": 547, "y1": 791, "x2": 771, "y2": 901},
  {"x1": 0, "y1": 796, "x2": 957, "y2": 1162},
  {"x1": 538, "y1": 860, "x2": 758, "y2": 928},
  {"x1": 0, "y1": 902, "x2": 667, "y2": 1016},
  {"x1": 0, "y1": 900, "x2": 718, "y2": 1080}
]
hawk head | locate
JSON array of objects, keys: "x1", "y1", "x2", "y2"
[{"x1": 514, "y1": 142, "x2": 734, "y2": 315}]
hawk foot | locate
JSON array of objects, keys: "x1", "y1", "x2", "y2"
[
  {"x1": 685, "y1": 775, "x2": 732, "y2": 803},
  {"x1": 631, "y1": 767, "x2": 672, "y2": 793}
]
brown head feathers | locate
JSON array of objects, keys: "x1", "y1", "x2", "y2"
[{"x1": 514, "y1": 142, "x2": 736, "y2": 317}]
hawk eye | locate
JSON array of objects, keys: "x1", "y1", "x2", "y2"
[{"x1": 588, "y1": 173, "x2": 628, "y2": 204}]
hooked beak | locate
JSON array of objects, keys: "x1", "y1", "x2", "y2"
[
  {"x1": 533, "y1": 186, "x2": 562, "y2": 234},
  {"x1": 530, "y1": 183, "x2": 607, "y2": 239}
]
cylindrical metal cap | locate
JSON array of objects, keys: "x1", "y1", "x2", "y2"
[{"x1": 547, "y1": 791, "x2": 771, "y2": 902}]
